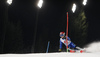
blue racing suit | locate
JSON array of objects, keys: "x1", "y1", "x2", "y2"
[{"x1": 59, "y1": 36, "x2": 76, "y2": 49}]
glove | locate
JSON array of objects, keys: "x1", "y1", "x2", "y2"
[{"x1": 58, "y1": 49, "x2": 62, "y2": 52}]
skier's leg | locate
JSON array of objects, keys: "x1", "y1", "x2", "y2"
[
  {"x1": 70, "y1": 42, "x2": 84, "y2": 50},
  {"x1": 69, "y1": 42, "x2": 76, "y2": 48}
]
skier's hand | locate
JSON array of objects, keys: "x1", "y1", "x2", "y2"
[{"x1": 58, "y1": 49, "x2": 62, "y2": 52}]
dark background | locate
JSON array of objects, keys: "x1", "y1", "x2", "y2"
[{"x1": 0, "y1": 0, "x2": 100, "y2": 53}]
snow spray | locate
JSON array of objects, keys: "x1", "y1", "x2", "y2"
[{"x1": 85, "y1": 41, "x2": 100, "y2": 52}]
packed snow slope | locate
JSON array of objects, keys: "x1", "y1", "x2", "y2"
[
  {"x1": 0, "y1": 41, "x2": 100, "y2": 57},
  {"x1": 0, "y1": 52, "x2": 100, "y2": 57}
]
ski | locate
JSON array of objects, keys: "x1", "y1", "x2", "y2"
[{"x1": 69, "y1": 48, "x2": 86, "y2": 53}]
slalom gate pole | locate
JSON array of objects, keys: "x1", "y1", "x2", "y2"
[
  {"x1": 66, "y1": 12, "x2": 69, "y2": 52},
  {"x1": 46, "y1": 41, "x2": 50, "y2": 53}
]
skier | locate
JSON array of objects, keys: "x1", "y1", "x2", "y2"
[{"x1": 58, "y1": 32, "x2": 84, "y2": 52}]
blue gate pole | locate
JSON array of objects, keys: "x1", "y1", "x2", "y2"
[{"x1": 46, "y1": 41, "x2": 50, "y2": 53}]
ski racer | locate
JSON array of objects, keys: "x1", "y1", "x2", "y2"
[{"x1": 58, "y1": 32, "x2": 83, "y2": 52}]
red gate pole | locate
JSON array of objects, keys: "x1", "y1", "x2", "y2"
[{"x1": 66, "y1": 12, "x2": 69, "y2": 52}]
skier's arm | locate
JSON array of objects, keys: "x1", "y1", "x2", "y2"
[
  {"x1": 67, "y1": 37, "x2": 71, "y2": 41},
  {"x1": 59, "y1": 39, "x2": 63, "y2": 51},
  {"x1": 59, "y1": 40, "x2": 63, "y2": 49}
]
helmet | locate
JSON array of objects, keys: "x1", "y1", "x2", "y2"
[{"x1": 60, "y1": 32, "x2": 65, "y2": 37}]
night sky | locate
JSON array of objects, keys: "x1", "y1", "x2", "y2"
[
  {"x1": 0, "y1": 0, "x2": 100, "y2": 53},
  {"x1": 84, "y1": 0, "x2": 100, "y2": 41}
]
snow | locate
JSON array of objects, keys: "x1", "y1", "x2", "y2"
[
  {"x1": 0, "y1": 41, "x2": 100, "y2": 57},
  {"x1": 0, "y1": 52, "x2": 100, "y2": 57},
  {"x1": 85, "y1": 41, "x2": 100, "y2": 52}
]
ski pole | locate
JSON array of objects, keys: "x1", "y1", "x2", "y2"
[{"x1": 46, "y1": 41, "x2": 50, "y2": 53}]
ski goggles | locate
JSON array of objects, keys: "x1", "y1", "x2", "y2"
[{"x1": 60, "y1": 34, "x2": 64, "y2": 37}]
